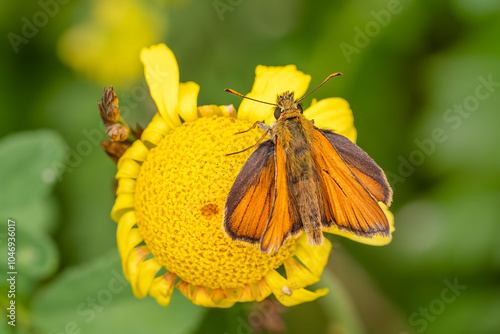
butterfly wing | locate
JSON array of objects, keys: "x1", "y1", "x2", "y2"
[
  {"x1": 223, "y1": 140, "x2": 276, "y2": 244},
  {"x1": 259, "y1": 137, "x2": 302, "y2": 254},
  {"x1": 318, "y1": 129, "x2": 392, "y2": 205},
  {"x1": 312, "y1": 128, "x2": 391, "y2": 238}
]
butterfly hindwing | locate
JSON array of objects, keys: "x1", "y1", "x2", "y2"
[
  {"x1": 223, "y1": 140, "x2": 276, "y2": 244},
  {"x1": 312, "y1": 128, "x2": 391, "y2": 238}
]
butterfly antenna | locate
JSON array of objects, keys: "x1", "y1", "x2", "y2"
[
  {"x1": 296, "y1": 72, "x2": 343, "y2": 103},
  {"x1": 224, "y1": 88, "x2": 277, "y2": 106}
]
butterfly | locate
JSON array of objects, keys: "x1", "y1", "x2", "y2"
[{"x1": 223, "y1": 73, "x2": 393, "y2": 255}]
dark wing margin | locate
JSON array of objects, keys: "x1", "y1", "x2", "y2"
[
  {"x1": 317, "y1": 128, "x2": 393, "y2": 206},
  {"x1": 223, "y1": 140, "x2": 276, "y2": 244}
]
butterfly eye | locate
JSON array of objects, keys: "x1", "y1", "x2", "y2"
[
  {"x1": 297, "y1": 104, "x2": 303, "y2": 114},
  {"x1": 274, "y1": 107, "x2": 283, "y2": 120}
]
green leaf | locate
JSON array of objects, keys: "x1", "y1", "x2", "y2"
[
  {"x1": 0, "y1": 130, "x2": 66, "y2": 210},
  {"x1": 32, "y1": 251, "x2": 206, "y2": 334},
  {"x1": 0, "y1": 196, "x2": 59, "y2": 234},
  {"x1": 0, "y1": 130, "x2": 64, "y2": 292}
]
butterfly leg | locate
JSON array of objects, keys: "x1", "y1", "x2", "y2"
[
  {"x1": 227, "y1": 126, "x2": 272, "y2": 156},
  {"x1": 235, "y1": 121, "x2": 271, "y2": 135}
]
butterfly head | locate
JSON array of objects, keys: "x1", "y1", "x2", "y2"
[{"x1": 274, "y1": 91, "x2": 303, "y2": 119}]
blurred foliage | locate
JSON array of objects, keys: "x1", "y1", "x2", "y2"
[{"x1": 1, "y1": 0, "x2": 499, "y2": 333}]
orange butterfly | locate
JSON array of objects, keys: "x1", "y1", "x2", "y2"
[{"x1": 223, "y1": 73, "x2": 393, "y2": 255}]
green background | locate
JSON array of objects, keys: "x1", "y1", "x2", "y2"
[{"x1": 1, "y1": 0, "x2": 499, "y2": 333}]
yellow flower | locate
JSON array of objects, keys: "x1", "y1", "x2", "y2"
[
  {"x1": 111, "y1": 44, "x2": 394, "y2": 308},
  {"x1": 57, "y1": 0, "x2": 166, "y2": 84}
]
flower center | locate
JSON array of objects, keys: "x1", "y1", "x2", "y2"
[{"x1": 134, "y1": 116, "x2": 297, "y2": 289}]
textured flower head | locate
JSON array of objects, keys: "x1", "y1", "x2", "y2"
[{"x1": 109, "y1": 44, "x2": 394, "y2": 308}]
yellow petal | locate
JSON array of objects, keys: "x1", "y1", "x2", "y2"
[
  {"x1": 192, "y1": 286, "x2": 217, "y2": 307},
  {"x1": 150, "y1": 272, "x2": 177, "y2": 306},
  {"x1": 324, "y1": 203, "x2": 394, "y2": 246},
  {"x1": 265, "y1": 269, "x2": 328, "y2": 307},
  {"x1": 177, "y1": 81, "x2": 200, "y2": 122},
  {"x1": 255, "y1": 279, "x2": 273, "y2": 302},
  {"x1": 115, "y1": 159, "x2": 141, "y2": 179},
  {"x1": 132, "y1": 258, "x2": 162, "y2": 298},
  {"x1": 119, "y1": 229, "x2": 144, "y2": 277},
  {"x1": 210, "y1": 289, "x2": 237, "y2": 308},
  {"x1": 283, "y1": 258, "x2": 319, "y2": 289},
  {"x1": 124, "y1": 246, "x2": 149, "y2": 284},
  {"x1": 116, "y1": 211, "x2": 138, "y2": 255},
  {"x1": 238, "y1": 284, "x2": 256, "y2": 302},
  {"x1": 176, "y1": 280, "x2": 194, "y2": 300},
  {"x1": 111, "y1": 193, "x2": 135, "y2": 222},
  {"x1": 140, "y1": 44, "x2": 181, "y2": 128},
  {"x1": 303, "y1": 97, "x2": 357, "y2": 142},
  {"x1": 275, "y1": 287, "x2": 329, "y2": 307},
  {"x1": 117, "y1": 140, "x2": 149, "y2": 169},
  {"x1": 224, "y1": 287, "x2": 243, "y2": 301},
  {"x1": 383, "y1": 203, "x2": 396, "y2": 234},
  {"x1": 116, "y1": 178, "x2": 136, "y2": 195},
  {"x1": 219, "y1": 104, "x2": 235, "y2": 118},
  {"x1": 237, "y1": 65, "x2": 311, "y2": 124},
  {"x1": 141, "y1": 113, "x2": 172, "y2": 147},
  {"x1": 198, "y1": 105, "x2": 223, "y2": 118},
  {"x1": 294, "y1": 236, "x2": 332, "y2": 278}
]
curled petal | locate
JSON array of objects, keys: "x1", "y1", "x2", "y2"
[
  {"x1": 116, "y1": 178, "x2": 136, "y2": 195},
  {"x1": 141, "y1": 113, "x2": 172, "y2": 147},
  {"x1": 176, "y1": 280, "x2": 193, "y2": 300},
  {"x1": 132, "y1": 258, "x2": 163, "y2": 298},
  {"x1": 111, "y1": 193, "x2": 135, "y2": 222},
  {"x1": 117, "y1": 139, "x2": 149, "y2": 169},
  {"x1": 150, "y1": 272, "x2": 177, "y2": 306},
  {"x1": 125, "y1": 246, "x2": 150, "y2": 286},
  {"x1": 192, "y1": 286, "x2": 218, "y2": 307},
  {"x1": 116, "y1": 211, "x2": 138, "y2": 255},
  {"x1": 115, "y1": 159, "x2": 141, "y2": 179},
  {"x1": 210, "y1": 289, "x2": 238, "y2": 308}
]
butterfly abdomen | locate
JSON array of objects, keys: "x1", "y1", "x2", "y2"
[{"x1": 276, "y1": 116, "x2": 324, "y2": 246}]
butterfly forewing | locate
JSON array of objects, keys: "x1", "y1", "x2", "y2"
[
  {"x1": 317, "y1": 129, "x2": 393, "y2": 205},
  {"x1": 312, "y1": 129, "x2": 391, "y2": 238},
  {"x1": 259, "y1": 137, "x2": 302, "y2": 254},
  {"x1": 223, "y1": 140, "x2": 276, "y2": 243}
]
